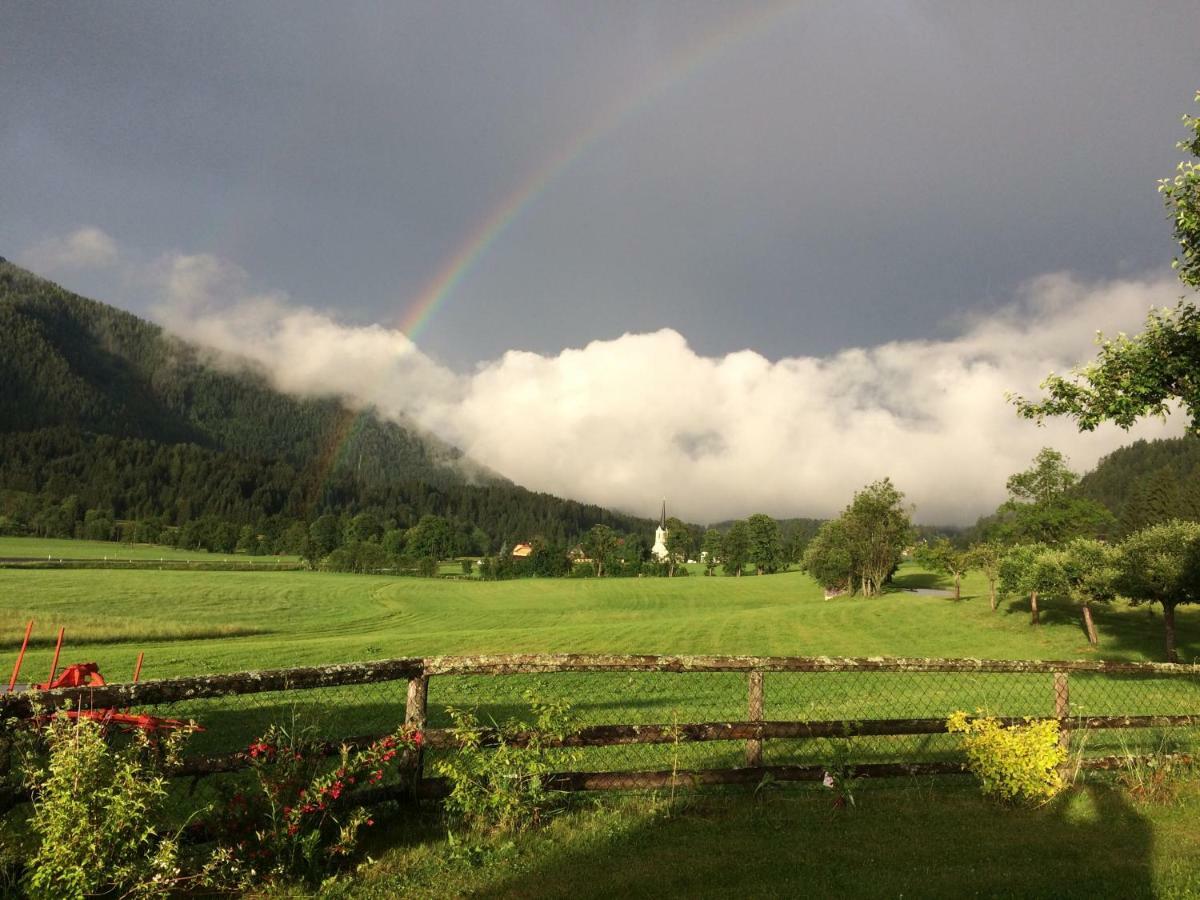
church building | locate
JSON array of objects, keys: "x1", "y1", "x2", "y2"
[{"x1": 651, "y1": 500, "x2": 669, "y2": 561}]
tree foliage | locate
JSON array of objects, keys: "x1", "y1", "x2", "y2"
[
  {"x1": 967, "y1": 541, "x2": 1004, "y2": 611},
  {"x1": 1118, "y1": 519, "x2": 1200, "y2": 662},
  {"x1": 914, "y1": 537, "x2": 972, "y2": 600},
  {"x1": 746, "y1": 513, "x2": 785, "y2": 575},
  {"x1": 721, "y1": 521, "x2": 750, "y2": 577},
  {"x1": 987, "y1": 448, "x2": 1114, "y2": 545},
  {"x1": 701, "y1": 528, "x2": 723, "y2": 576},
  {"x1": 803, "y1": 479, "x2": 912, "y2": 596},
  {"x1": 1013, "y1": 92, "x2": 1200, "y2": 431}
]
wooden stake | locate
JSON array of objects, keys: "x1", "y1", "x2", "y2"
[
  {"x1": 1054, "y1": 671, "x2": 1070, "y2": 753},
  {"x1": 746, "y1": 671, "x2": 764, "y2": 766},
  {"x1": 405, "y1": 675, "x2": 429, "y2": 785},
  {"x1": 1082, "y1": 605, "x2": 1098, "y2": 645}
]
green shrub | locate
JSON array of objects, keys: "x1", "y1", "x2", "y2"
[
  {"x1": 435, "y1": 692, "x2": 579, "y2": 835},
  {"x1": 946, "y1": 710, "x2": 1066, "y2": 804},
  {"x1": 21, "y1": 713, "x2": 192, "y2": 899}
]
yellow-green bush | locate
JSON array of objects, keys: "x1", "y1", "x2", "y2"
[{"x1": 946, "y1": 711, "x2": 1066, "y2": 804}]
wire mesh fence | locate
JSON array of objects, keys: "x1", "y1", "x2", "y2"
[{"x1": 4, "y1": 655, "x2": 1200, "y2": 795}]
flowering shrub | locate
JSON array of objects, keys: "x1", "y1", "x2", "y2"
[
  {"x1": 20, "y1": 713, "x2": 194, "y2": 899},
  {"x1": 946, "y1": 710, "x2": 1066, "y2": 804},
  {"x1": 201, "y1": 722, "x2": 421, "y2": 889},
  {"x1": 435, "y1": 692, "x2": 578, "y2": 834}
]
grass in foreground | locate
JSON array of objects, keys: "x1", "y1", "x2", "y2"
[{"x1": 316, "y1": 778, "x2": 1200, "y2": 899}]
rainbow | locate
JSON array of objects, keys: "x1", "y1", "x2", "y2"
[{"x1": 395, "y1": 0, "x2": 800, "y2": 340}]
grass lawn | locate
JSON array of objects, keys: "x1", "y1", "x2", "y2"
[
  {"x1": 2, "y1": 563, "x2": 1197, "y2": 678},
  {"x1": 0, "y1": 535, "x2": 299, "y2": 563},
  {"x1": 318, "y1": 779, "x2": 1200, "y2": 899},
  {"x1": 3, "y1": 563, "x2": 1199, "y2": 762},
  {"x1": 5, "y1": 564, "x2": 1200, "y2": 897}
]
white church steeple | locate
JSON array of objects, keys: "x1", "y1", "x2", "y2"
[{"x1": 651, "y1": 499, "x2": 669, "y2": 561}]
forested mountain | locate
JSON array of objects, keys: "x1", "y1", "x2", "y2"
[
  {"x1": 1073, "y1": 434, "x2": 1200, "y2": 537},
  {"x1": 0, "y1": 259, "x2": 494, "y2": 487},
  {"x1": 0, "y1": 259, "x2": 656, "y2": 553}
]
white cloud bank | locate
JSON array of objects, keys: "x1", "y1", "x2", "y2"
[
  {"x1": 23, "y1": 227, "x2": 119, "y2": 271},
  {"x1": 22, "y1": 228, "x2": 1188, "y2": 524}
]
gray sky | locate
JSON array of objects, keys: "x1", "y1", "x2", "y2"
[
  {"x1": 3, "y1": 3, "x2": 1199, "y2": 522},
  {"x1": 5, "y1": 2, "x2": 1198, "y2": 369}
]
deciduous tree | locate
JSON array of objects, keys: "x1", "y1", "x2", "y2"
[
  {"x1": 914, "y1": 537, "x2": 972, "y2": 600},
  {"x1": 967, "y1": 541, "x2": 1004, "y2": 611},
  {"x1": 721, "y1": 520, "x2": 750, "y2": 577},
  {"x1": 1118, "y1": 519, "x2": 1200, "y2": 662},
  {"x1": 989, "y1": 449, "x2": 1114, "y2": 544},
  {"x1": 746, "y1": 513, "x2": 784, "y2": 575},
  {"x1": 1014, "y1": 93, "x2": 1200, "y2": 431},
  {"x1": 701, "y1": 528, "x2": 723, "y2": 576},
  {"x1": 841, "y1": 478, "x2": 912, "y2": 596}
]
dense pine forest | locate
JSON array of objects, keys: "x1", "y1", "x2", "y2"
[
  {"x1": 0, "y1": 260, "x2": 657, "y2": 556},
  {"x1": 1074, "y1": 435, "x2": 1200, "y2": 536}
]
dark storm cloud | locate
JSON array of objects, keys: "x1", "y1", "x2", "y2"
[{"x1": 3, "y1": 2, "x2": 1199, "y2": 370}]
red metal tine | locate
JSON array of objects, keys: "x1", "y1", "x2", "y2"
[
  {"x1": 125, "y1": 651, "x2": 145, "y2": 714},
  {"x1": 47, "y1": 626, "x2": 65, "y2": 685},
  {"x1": 7, "y1": 619, "x2": 34, "y2": 693}
]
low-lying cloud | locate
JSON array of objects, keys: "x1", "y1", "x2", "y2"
[
  {"x1": 22, "y1": 229, "x2": 1188, "y2": 524},
  {"x1": 23, "y1": 227, "x2": 119, "y2": 271}
]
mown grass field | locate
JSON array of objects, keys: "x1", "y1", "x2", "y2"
[
  {"x1": 6, "y1": 557, "x2": 1200, "y2": 898},
  {"x1": 0, "y1": 535, "x2": 299, "y2": 563},
  {"x1": 5, "y1": 563, "x2": 1198, "y2": 677},
  {"x1": 4, "y1": 561, "x2": 1200, "y2": 763}
]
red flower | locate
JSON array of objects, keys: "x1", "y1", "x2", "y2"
[{"x1": 412, "y1": 731, "x2": 424, "y2": 746}]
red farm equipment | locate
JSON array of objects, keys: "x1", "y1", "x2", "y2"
[{"x1": 4, "y1": 620, "x2": 199, "y2": 733}]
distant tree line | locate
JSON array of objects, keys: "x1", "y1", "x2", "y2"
[{"x1": 0, "y1": 428, "x2": 659, "y2": 561}]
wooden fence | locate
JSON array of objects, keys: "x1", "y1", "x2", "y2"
[{"x1": 4, "y1": 654, "x2": 1200, "y2": 800}]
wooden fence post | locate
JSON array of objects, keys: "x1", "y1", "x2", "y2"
[
  {"x1": 1053, "y1": 670, "x2": 1070, "y2": 754},
  {"x1": 746, "y1": 671, "x2": 764, "y2": 766},
  {"x1": 405, "y1": 674, "x2": 429, "y2": 789}
]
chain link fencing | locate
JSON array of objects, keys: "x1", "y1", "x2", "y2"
[{"x1": 4, "y1": 656, "x2": 1200, "y2": 796}]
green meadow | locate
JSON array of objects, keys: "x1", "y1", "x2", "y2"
[
  {"x1": 4, "y1": 563, "x2": 1199, "y2": 765},
  {"x1": 6, "y1": 561, "x2": 1200, "y2": 898},
  {"x1": 4, "y1": 563, "x2": 1199, "y2": 677},
  {"x1": 0, "y1": 535, "x2": 299, "y2": 564}
]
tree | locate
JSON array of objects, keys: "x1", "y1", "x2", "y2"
[
  {"x1": 308, "y1": 514, "x2": 342, "y2": 560},
  {"x1": 989, "y1": 449, "x2": 1114, "y2": 545},
  {"x1": 701, "y1": 528, "x2": 723, "y2": 576},
  {"x1": 914, "y1": 537, "x2": 972, "y2": 601},
  {"x1": 381, "y1": 527, "x2": 406, "y2": 559},
  {"x1": 746, "y1": 514, "x2": 784, "y2": 575},
  {"x1": 721, "y1": 521, "x2": 750, "y2": 577},
  {"x1": 841, "y1": 479, "x2": 913, "y2": 596},
  {"x1": 621, "y1": 533, "x2": 646, "y2": 571},
  {"x1": 345, "y1": 512, "x2": 383, "y2": 544},
  {"x1": 405, "y1": 514, "x2": 453, "y2": 562},
  {"x1": 967, "y1": 541, "x2": 1004, "y2": 611},
  {"x1": 1059, "y1": 538, "x2": 1120, "y2": 645},
  {"x1": 999, "y1": 543, "x2": 1063, "y2": 626},
  {"x1": 802, "y1": 519, "x2": 853, "y2": 593},
  {"x1": 583, "y1": 524, "x2": 620, "y2": 577},
  {"x1": 664, "y1": 516, "x2": 691, "y2": 577},
  {"x1": 1118, "y1": 519, "x2": 1200, "y2": 662},
  {"x1": 1014, "y1": 93, "x2": 1200, "y2": 430}
]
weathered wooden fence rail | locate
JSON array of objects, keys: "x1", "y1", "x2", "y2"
[{"x1": 4, "y1": 654, "x2": 1200, "y2": 799}]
